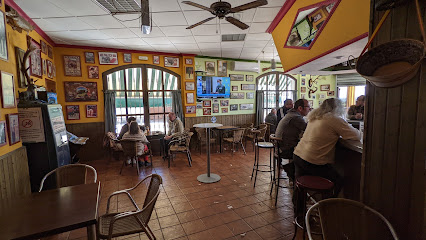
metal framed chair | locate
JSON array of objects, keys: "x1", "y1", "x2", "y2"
[
  {"x1": 120, "y1": 139, "x2": 153, "y2": 175},
  {"x1": 245, "y1": 124, "x2": 268, "y2": 151},
  {"x1": 195, "y1": 127, "x2": 217, "y2": 154},
  {"x1": 103, "y1": 132, "x2": 122, "y2": 161},
  {"x1": 38, "y1": 164, "x2": 97, "y2": 192},
  {"x1": 223, "y1": 128, "x2": 246, "y2": 155},
  {"x1": 168, "y1": 131, "x2": 194, "y2": 168},
  {"x1": 97, "y1": 174, "x2": 163, "y2": 240},
  {"x1": 305, "y1": 198, "x2": 399, "y2": 240}
]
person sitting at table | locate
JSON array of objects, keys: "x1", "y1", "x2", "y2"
[
  {"x1": 294, "y1": 98, "x2": 361, "y2": 197},
  {"x1": 122, "y1": 121, "x2": 150, "y2": 167},
  {"x1": 347, "y1": 95, "x2": 365, "y2": 120},
  {"x1": 265, "y1": 109, "x2": 277, "y2": 134},
  {"x1": 277, "y1": 99, "x2": 294, "y2": 122},
  {"x1": 275, "y1": 99, "x2": 311, "y2": 179},
  {"x1": 117, "y1": 117, "x2": 136, "y2": 140},
  {"x1": 161, "y1": 112, "x2": 184, "y2": 158}
]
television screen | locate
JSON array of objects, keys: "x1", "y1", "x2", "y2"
[{"x1": 197, "y1": 76, "x2": 231, "y2": 98}]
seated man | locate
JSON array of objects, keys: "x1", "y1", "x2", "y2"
[
  {"x1": 275, "y1": 99, "x2": 311, "y2": 179},
  {"x1": 117, "y1": 117, "x2": 136, "y2": 140},
  {"x1": 277, "y1": 99, "x2": 294, "y2": 122},
  {"x1": 347, "y1": 95, "x2": 365, "y2": 120},
  {"x1": 161, "y1": 112, "x2": 184, "y2": 158},
  {"x1": 265, "y1": 109, "x2": 277, "y2": 134}
]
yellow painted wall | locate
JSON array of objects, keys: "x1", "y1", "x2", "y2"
[
  {"x1": 53, "y1": 47, "x2": 185, "y2": 124},
  {"x1": 295, "y1": 74, "x2": 337, "y2": 109},
  {"x1": 271, "y1": 0, "x2": 369, "y2": 71},
  {"x1": 0, "y1": 4, "x2": 55, "y2": 157}
]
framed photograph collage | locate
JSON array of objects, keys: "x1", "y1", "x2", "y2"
[{"x1": 184, "y1": 57, "x2": 196, "y2": 114}]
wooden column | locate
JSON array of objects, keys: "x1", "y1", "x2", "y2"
[{"x1": 361, "y1": 1, "x2": 425, "y2": 239}]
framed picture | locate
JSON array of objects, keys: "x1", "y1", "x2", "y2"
[
  {"x1": 213, "y1": 99, "x2": 219, "y2": 103},
  {"x1": 320, "y1": 84, "x2": 331, "y2": 91},
  {"x1": 312, "y1": 13, "x2": 322, "y2": 22},
  {"x1": 41, "y1": 40, "x2": 47, "y2": 54},
  {"x1": 327, "y1": 91, "x2": 335, "y2": 96},
  {"x1": 301, "y1": 94, "x2": 306, "y2": 99},
  {"x1": 1, "y1": 72, "x2": 16, "y2": 108},
  {"x1": 185, "y1": 82, "x2": 195, "y2": 91},
  {"x1": 46, "y1": 60, "x2": 54, "y2": 79},
  {"x1": 84, "y1": 52, "x2": 95, "y2": 63},
  {"x1": 185, "y1": 58, "x2": 193, "y2": 65},
  {"x1": 186, "y1": 105, "x2": 196, "y2": 114},
  {"x1": 196, "y1": 102, "x2": 203, "y2": 109},
  {"x1": 246, "y1": 92, "x2": 254, "y2": 99},
  {"x1": 63, "y1": 55, "x2": 82, "y2": 76},
  {"x1": 220, "y1": 100, "x2": 229, "y2": 106},
  {"x1": 186, "y1": 93, "x2": 194, "y2": 104},
  {"x1": 241, "y1": 84, "x2": 255, "y2": 90},
  {"x1": 42, "y1": 59, "x2": 47, "y2": 75},
  {"x1": 203, "y1": 100, "x2": 211, "y2": 107},
  {"x1": 47, "y1": 45, "x2": 53, "y2": 59},
  {"x1": 229, "y1": 74, "x2": 244, "y2": 81},
  {"x1": 217, "y1": 60, "x2": 227, "y2": 77},
  {"x1": 185, "y1": 66, "x2": 194, "y2": 80},
  {"x1": 86, "y1": 105, "x2": 97, "y2": 118},
  {"x1": 230, "y1": 92, "x2": 245, "y2": 99},
  {"x1": 301, "y1": 78, "x2": 306, "y2": 86},
  {"x1": 123, "y1": 53, "x2": 132, "y2": 63},
  {"x1": 246, "y1": 75, "x2": 254, "y2": 82},
  {"x1": 203, "y1": 108, "x2": 211, "y2": 115},
  {"x1": 45, "y1": 79, "x2": 56, "y2": 93},
  {"x1": 301, "y1": 87, "x2": 306, "y2": 93},
  {"x1": 212, "y1": 103, "x2": 219, "y2": 113},
  {"x1": 99, "y1": 52, "x2": 118, "y2": 65},
  {"x1": 29, "y1": 38, "x2": 42, "y2": 78},
  {"x1": 239, "y1": 104, "x2": 254, "y2": 110},
  {"x1": 153, "y1": 56, "x2": 160, "y2": 64},
  {"x1": 230, "y1": 104, "x2": 238, "y2": 111},
  {"x1": 164, "y1": 57, "x2": 179, "y2": 67},
  {"x1": 0, "y1": 121, "x2": 6, "y2": 147},
  {"x1": 15, "y1": 47, "x2": 29, "y2": 88},
  {"x1": 319, "y1": 94, "x2": 326, "y2": 99},
  {"x1": 6, "y1": 114, "x2": 19, "y2": 145},
  {"x1": 64, "y1": 82, "x2": 98, "y2": 102},
  {"x1": 232, "y1": 86, "x2": 238, "y2": 91},
  {"x1": 88, "y1": 66, "x2": 99, "y2": 79},
  {"x1": 0, "y1": 11, "x2": 8, "y2": 61},
  {"x1": 52, "y1": 64, "x2": 56, "y2": 77},
  {"x1": 308, "y1": 100, "x2": 314, "y2": 107},
  {"x1": 205, "y1": 61, "x2": 215, "y2": 76},
  {"x1": 221, "y1": 108, "x2": 228, "y2": 113},
  {"x1": 66, "y1": 105, "x2": 80, "y2": 120}
]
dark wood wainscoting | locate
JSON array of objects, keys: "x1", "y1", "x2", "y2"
[
  {"x1": 0, "y1": 147, "x2": 31, "y2": 208},
  {"x1": 184, "y1": 114, "x2": 255, "y2": 129},
  {"x1": 66, "y1": 122, "x2": 105, "y2": 162}
]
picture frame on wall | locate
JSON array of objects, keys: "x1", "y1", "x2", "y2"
[
  {"x1": 86, "y1": 105, "x2": 97, "y2": 118},
  {"x1": 246, "y1": 75, "x2": 254, "y2": 82},
  {"x1": 319, "y1": 94, "x2": 326, "y2": 99},
  {"x1": 40, "y1": 40, "x2": 47, "y2": 54},
  {"x1": 186, "y1": 105, "x2": 196, "y2": 114},
  {"x1": 320, "y1": 84, "x2": 330, "y2": 91},
  {"x1": 229, "y1": 74, "x2": 244, "y2": 81},
  {"x1": 196, "y1": 102, "x2": 203, "y2": 109},
  {"x1": 0, "y1": 121, "x2": 7, "y2": 147},
  {"x1": 232, "y1": 86, "x2": 238, "y2": 91},
  {"x1": 84, "y1": 52, "x2": 95, "y2": 63},
  {"x1": 0, "y1": 11, "x2": 8, "y2": 61},
  {"x1": 186, "y1": 93, "x2": 194, "y2": 104},
  {"x1": 220, "y1": 100, "x2": 229, "y2": 106},
  {"x1": 230, "y1": 104, "x2": 238, "y2": 111},
  {"x1": 301, "y1": 87, "x2": 306, "y2": 93},
  {"x1": 203, "y1": 108, "x2": 211, "y2": 115},
  {"x1": 230, "y1": 92, "x2": 245, "y2": 99},
  {"x1": 1, "y1": 72, "x2": 16, "y2": 108},
  {"x1": 52, "y1": 64, "x2": 56, "y2": 77},
  {"x1": 212, "y1": 103, "x2": 219, "y2": 113},
  {"x1": 88, "y1": 66, "x2": 99, "y2": 79},
  {"x1": 185, "y1": 82, "x2": 195, "y2": 91},
  {"x1": 221, "y1": 108, "x2": 228, "y2": 113},
  {"x1": 42, "y1": 59, "x2": 47, "y2": 76},
  {"x1": 153, "y1": 56, "x2": 160, "y2": 64},
  {"x1": 217, "y1": 60, "x2": 227, "y2": 77},
  {"x1": 63, "y1": 55, "x2": 82, "y2": 76},
  {"x1": 29, "y1": 38, "x2": 42, "y2": 78},
  {"x1": 123, "y1": 53, "x2": 132, "y2": 63},
  {"x1": 327, "y1": 91, "x2": 335, "y2": 96},
  {"x1": 185, "y1": 58, "x2": 193, "y2": 65},
  {"x1": 239, "y1": 104, "x2": 254, "y2": 110},
  {"x1": 64, "y1": 81, "x2": 98, "y2": 102},
  {"x1": 99, "y1": 52, "x2": 118, "y2": 65},
  {"x1": 47, "y1": 60, "x2": 54, "y2": 79},
  {"x1": 66, "y1": 105, "x2": 80, "y2": 120},
  {"x1": 241, "y1": 84, "x2": 255, "y2": 90},
  {"x1": 301, "y1": 78, "x2": 306, "y2": 86},
  {"x1": 15, "y1": 47, "x2": 29, "y2": 88},
  {"x1": 246, "y1": 92, "x2": 254, "y2": 99},
  {"x1": 308, "y1": 100, "x2": 314, "y2": 107},
  {"x1": 185, "y1": 66, "x2": 194, "y2": 80},
  {"x1": 164, "y1": 57, "x2": 179, "y2": 67},
  {"x1": 6, "y1": 114, "x2": 19, "y2": 145},
  {"x1": 205, "y1": 61, "x2": 215, "y2": 76},
  {"x1": 203, "y1": 100, "x2": 211, "y2": 107},
  {"x1": 47, "y1": 45, "x2": 53, "y2": 59},
  {"x1": 45, "y1": 79, "x2": 56, "y2": 93}
]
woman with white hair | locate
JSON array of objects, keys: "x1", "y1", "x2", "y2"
[{"x1": 293, "y1": 98, "x2": 361, "y2": 195}]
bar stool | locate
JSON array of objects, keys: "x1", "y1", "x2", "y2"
[
  {"x1": 250, "y1": 129, "x2": 274, "y2": 187},
  {"x1": 292, "y1": 175, "x2": 334, "y2": 240},
  {"x1": 269, "y1": 134, "x2": 288, "y2": 205}
]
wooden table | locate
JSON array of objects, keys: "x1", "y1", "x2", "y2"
[
  {"x1": 0, "y1": 182, "x2": 101, "y2": 240},
  {"x1": 146, "y1": 132, "x2": 165, "y2": 156},
  {"x1": 215, "y1": 126, "x2": 238, "y2": 153}
]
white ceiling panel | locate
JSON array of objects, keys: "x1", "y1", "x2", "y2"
[
  {"x1": 130, "y1": 27, "x2": 165, "y2": 38},
  {"x1": 168, "y1": 36, "x2": 196, "y2": 44},
  {"x1": 198, "y1": 42, "x2": 221, "y2": 49},
  {"x1": 100, "y1": 28, "x2": 138, "y2": 39},
  {"x1": 249, "y1": 22, "x2": 271, "y2": 33},
  {"x1": 15, "y1": 0, "x2": 72, "y2": 18},
  {"x1": 253, "y1": 7, "x2": 281, "y2": 22},
  {"x1": 113, "y1": 14, "x2": 144, "y2": 28},
  {"x1": 235, "y1": 9, "x2": 256, "y2": 23},
  {"x1": 184, "y1": 11, "x2": 216, "y2": 26},
  {"x1": 244, "y1": 40, "x2": 269, "y2": 48},
  {"x1": 263, "y1": 0, "x2": 287, "y2": 8},
  {"x1": 79, "y1": 15, "x2": 125, "y2": 29},
  {"x1": 48, "y1": 0, "x2": 107, "y2": 16},
  {"x1": 34, "y1": 17, "x2": 95, "y2": 31},
  {"x1": 242, "y1": 47, "x2": 264, "y2": 53},
  {"x1": 142, "y1": 37, "x2": 172, "y2": 45},
  {"x1": 179, "y1": 0, "x2": 216, "y2": 11},
  {"x1": 160, "y1": 26, "x2": 193, "y2": 37},
  {"x1": 46, "y1": 30, "x2": 111, "y2": 41},
  {"x1": 219, "y1": 24, "x2": 249, "y2": 35},
  {"x1": 221, "y1": 42, "x2": 244, "y2": 49},
  {"x1": 150, "y1": 0, "x2": 182, "y2": 12},
  {"x1": 150, "y1": 45, "x2": 179, "y2": 52},
  {"x1": 174, "y1": 44, "x2": 199, "y2": 50},
  {"x1": 116, "y1": 38, "x2": 147, "y2": 45},
  {"x1": 152, "y1": 12, "x2": 187, "y2": 27},
  {"x1": 124, "y1": 45, "x2": 156, "y2": 51},
  {"x1": 190, "y1": 24, "x2": 218, "y2": 36},
  {"x1": 245, "y1": 33, "x2": 272, "y2": 41},
  {"x1": 222, "y1": 52, "x2": 241, "y2": 58},
  {"x1": 194, "y1": 35, "x2": 221, "y2": 43}
]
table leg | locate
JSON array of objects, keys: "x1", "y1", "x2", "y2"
[
  {"x1": 207, "y1": 128, "x2": 211, "y2": 177},
  {"x1": 87, "y1": 224, "x2": 96, "y2": 240},
  {"x1": 197, "y1": 127, "x2": 221, "y2": 183}
]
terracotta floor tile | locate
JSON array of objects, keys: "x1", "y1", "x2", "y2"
[
  {"x1": 173, "y1": 202, "x2": 194, "y2": 213},
  {"x1": 243, "y1": 215, "x2": 269, "y2": 229},
  {"x1": 181, "y1": 219, "x2": 207, "y2": 235},
  {"x1": 233, "y1": 206, "x2": 257, "y2": 218},
  {"x1": 225, "y1": 220, "x2": 252, "y2": 235},
  {"x1": 271, "y1": 219, "x2": 294, "y2": 236},
  {"x1": 249, "y1": 202, "x2": 271, "y2": 214},
  {"x1": 159, "y1": 214, "x2": 180, "y2": 228},
  {"x1": 233, "y1": 230, "x2": 262, "y2": 240},
  {"x1": 208, "y1": 225, "x2": 234, "y2": 240},
  {"x1": 217, "y1": 210, "x2": 241, "y2": 223},
  {"x1": 187, "y1": 229, "x2": 214, "y2": 240},
  {"x1": 254, "y1": 225, "x2": 282, "y2": 240},
  {"x1": 194, "y1": 206, "x2": 216, "y2": 218},
  {"x1": 156, "y1": 206, "x2": 176, "y2": 218},
  {"x1": 161, "y1": 224, "x2": 186, "y2": 240},
  {"x1": 177, "y1": 209, "x2": 199, "y2": 223}
]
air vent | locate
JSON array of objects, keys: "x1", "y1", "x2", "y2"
[
  {"x1": 94, "y1": 0, "x2": 140, "y2": 14},
  {"x1": 222, "y1": 34, "x2": 246, "y2": 42}
]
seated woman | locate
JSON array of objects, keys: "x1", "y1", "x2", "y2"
[
  {"x1": 293, "y1": 98, "x2": 361, "y2": 196},
  {"x1": 122, "y1": 121, "x2": 150, "y2": 167}
]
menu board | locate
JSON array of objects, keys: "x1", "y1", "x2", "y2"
[{"x1": 18, "y1": 107, "x2": 45, "y2": 143}]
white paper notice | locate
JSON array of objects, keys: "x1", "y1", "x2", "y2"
[{"x1": 18, "y1": 108, "x2": 45, "y2": 143}]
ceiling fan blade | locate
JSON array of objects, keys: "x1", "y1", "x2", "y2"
[
  {"x1": 225, "y1": 16, "x2": 249, "y2": 30},
  {"x1": 230, "y1": 0, "x2": 268, "y2": 13},
  {"x1": 181, "y1": 1, "x2": 214, "y2": 13},
  {"x1": 186, "y1": 17, "x2": 216, "y2": 29}
]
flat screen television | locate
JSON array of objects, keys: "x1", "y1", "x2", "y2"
[{"x1": 197, "y1": 76, "x2": 231, "y2": 98}]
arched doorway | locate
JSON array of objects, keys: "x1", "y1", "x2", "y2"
[
  {"x1": 256, "y1": 71, "x2": 297, "y2": 117},
  {"x1": 102, "y1": 64, "x2": 181, "y2": 133}
]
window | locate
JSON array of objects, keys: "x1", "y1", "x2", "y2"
[
  {"x1": 105, "y1": 65, "x2": 180, "y2": 133},
  {"x1": 338, "y1": 85, "x2": 365, "y2": 111},
  {"x1": 257, "y1": 72, "x2": 297, "y2": 117}
]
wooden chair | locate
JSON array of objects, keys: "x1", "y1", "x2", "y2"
[
  {"x1": 223, "y1": 128, "x2": 246, "y2": 155},
  {"x1": 195, "y1": 127, "x2": 218, "y2": 154},
  {"x1": 168, "y1": 131, "x2": 194, "y2": 168},
  {"x1": 97, "y1": 174, "x2": 163, "y2": 240},
  {"x1": 38, "y1": 164, "x2": 97, "y2": 192},
  {"x1": 245, "y1": 124, "x2": 268, "y2": 151},
  {"x1": 305, "y1": 198, "x2": 399, "y2": 240},
  {"x1": 120, "y1": 139, "x2": 153, "y2": 175}
]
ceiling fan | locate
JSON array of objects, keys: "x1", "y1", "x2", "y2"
[{"x1": 182, "y1": 0, "x2": 268, "y2": 30}]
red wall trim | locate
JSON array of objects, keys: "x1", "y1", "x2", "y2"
[
  {"x1": 266, "y1": 0, "x2": 296, "y2": 33},
  {"x1": 5, "y1": 0, "x2": 56, "y2": 46},
  {"x1": 284, "y1": 32, "x2": 368, "y2": 73}
]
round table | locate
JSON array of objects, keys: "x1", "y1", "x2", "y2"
[{"x1": 193, "y1": 123, "x2": 223, "y2": 183}]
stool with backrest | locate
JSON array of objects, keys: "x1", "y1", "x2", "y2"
[
  {"x1": 250, "y1": 129, "x2": 274, "y2": 187},
  {"x1": 269, "y1": 134, "x2": 288, "y2": 205},
  {"x1": 223, "y1": 128, "x2": 246, "y2": 155},
  {"x1": 39, "y1": 164, "x2": 97, "y2": 192},
  {"x1": 292, "y1": 175, "x2": 334, "y2": 240}
]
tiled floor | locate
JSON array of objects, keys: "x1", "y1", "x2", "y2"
[{"x1": 44, "y1": 146, "x2": 313, "y2": 240}]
